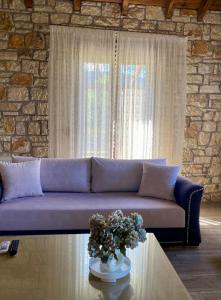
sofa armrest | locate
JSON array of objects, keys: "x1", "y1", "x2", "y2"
[
  {"x1": 0, "y1": 176, "x2": 3, "y2": 202},
  {"x1": 174, "y1": 175, "x2": 204, "y2": 245}
]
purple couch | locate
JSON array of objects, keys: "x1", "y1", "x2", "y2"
[{"x1": 0, "y1": 157, "x2": 203, "y2": 245}]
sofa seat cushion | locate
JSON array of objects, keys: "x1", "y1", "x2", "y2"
[{"x1": 0, "y1": 193, "x2": 185, "y2": 231}]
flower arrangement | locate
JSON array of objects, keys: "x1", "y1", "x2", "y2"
[{"x1": 88, "y1": 210, "x2": 146, "y2": 264}]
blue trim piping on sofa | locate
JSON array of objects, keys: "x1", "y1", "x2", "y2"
[{"x1": 186, "y1": 187, "x2": 204, "y2": 244}]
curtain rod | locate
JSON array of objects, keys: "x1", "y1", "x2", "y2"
[{"x1": 49, "y1": 24, "x2": 187, "y2": 40}]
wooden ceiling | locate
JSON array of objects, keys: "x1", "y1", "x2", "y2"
[{"x1": 24, "y1": 0, "x2": 221, "y2": 21}]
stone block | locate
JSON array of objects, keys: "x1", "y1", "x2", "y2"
[
  {"x1": 172, "y1": 16, "x2": 191, "y2": 22},
  {"x1": 33, "y1": 50, "x2": 47, "y2": 60},
  {"x1": 0, "y1": 40, "x2": 7, "y2": 50},
  {"x1": 0, "y1": 84, "x2": 6, "y2": 100},
  {"x1": 198, "y1": 63, "x2": 213, "y2": 74},
  {"x1": 211, "y1": 25, "x2": 221, "y2": 40},
  {"x1": 55, "y1": 1, "x2": 73, "y2": 13},
  {"x1": 0, "y1": 12, "x2": 13, "y2": 31},
  {"x1": 3, "y1": 117, "x2": 15, "y2": 134},
  {"x1": 210, "y1": 133, "x2": 221, "y2": 145},
  {"x1": 8, "y1": 87, "x2": 29, "y2": 101},
  {"x1": 0, "y1": 103, "x2": 22, "y2": 111},
  {"x1": 210, "y1": 98, "x2": 221, "y2": 110},
  {"x1": 8, "y1": 34, "x2": 24, "y2": 49},
  {"x1": 128, "y1": 7, "x2": 145, "y2": 20},
  {"x1": 158, "y1": 22, "x2": 175, "y2": 31},
  {"x1": 203, "y1": 14, "x2": 221, "y2": 24},
  {"x1": 31, "y1": 88, "x2": 48, "y2": 101},
  {"x1": 50, "y1": 13, "x2": 70, "y2": 24},
  {"x1": 12, "y1": 136, "x2": 30, "y2": 153},
  {"x1": 184, "y1": 23, "x2": 202, "y2": 37},
  {"x1": 198, "y1": 132, "x2": 211, "y2": 145},
  {"x1": 183, "y1": 148, "x2": 193, "y2": 162},
  {"x1": 9, "y1": 0, "x2": 25, "y2": 10},
  {"x1": 22, "y1": 60, "x2": 39, "y2": 76},
  {"x1": 41, "y1": 120, "x2": 48, "y2": 135},
  {"x1": 186, "y1": 105, "x2": 203, "y2": 117},
  {"x1": 2, "y1": 63, "x2": 13, "y2": 73},
  {"x1": 28, "y1": 122, "x2": 40, "y2": 135},
  {"x1": 203, "y1": 111, "x2": 214, "y2": 121},
  {"x1": 34, "y1": 5, "x2": 54, "y2": 13},
  {"x1": 187, "y1": 85, "x2": 199, "y2": 93},
  {"x1": 81, "y1": 5, "x2": 101, "y2": 16},
  {"x1": 40, "y1": 62, "x2": 48, "y2": 77},
  {"x1": 185, "y1": 122, "x2": 201, "y2": 138},
  {"x1": 146, "y1": 6, "x2": 165, "y2": 21},
  {"x1": 0, "y1": 51, "x2": 17, "y2": 61},
  {"x1": 101, "y1": 3, "x2": 120, "y2": 18},
  {"x1": 34, "y1": 78, "x2": 48, "y2": 87},
  {"x1": 140, "y1": 20, "x2": 156, "y2": 31},
  {"x1": 32, "y1": 146, "x2": 48, "y2": 157},
  {"x1": 71, "y1": 15, "x2": 93, "y2": 25},
  {"x1": 16, "y1": 122, "x2": 26, "y2": 135},
  {"x1": 14, "y1": 22, "x2": 33, "y2": 31},
  {"x1": 13, "y1": 13, "x2": 31, "y2": 22},
  {"x1": 22, "y1": 102, "x2": 36, "y2": 115},
  {"x1": 32, "y1": 13, "x2": 49, "y2": 24},
  {"x1": 10, "y1": 73, "x2": 33, "y2": 86},
  {"x1": 93, "y1": 17, "x2": 120, "y2": 27},
  {"x1": 187, "y1": 74, "x2": 203, "y2": 84},
  {"x1": 25, "y1": 32, "x2": 45, "y2": 49},
  {"x1": 194, "y1": 156, "x2": 211, "y2": 164},
  {"x1": 214, "y1": 112, "x2": 221, "y2": 122},
  {"x1": 187, "y1": 64, "x2": 197, "y2": 74},
  {"x1": 122, "y1": 19, "x2": 139, "y2": 29},
  {"x1": 202, "y1": 121, "x2": 216, "y2": 132},
  {"x1": 200, "y1": 85, "x2": 220, "y2": 93},
  {"x1": 192, "y1": 41, "x2": 213, "y2": 56},
  {"x1": 37, "y1": 103, "x2": 48, "y2": 115}
]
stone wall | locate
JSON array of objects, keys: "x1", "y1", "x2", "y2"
[{"x1": 0, "y1": 0, "x2": 221, "y2": 201}]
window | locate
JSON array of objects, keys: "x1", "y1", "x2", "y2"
[{"x1": 49, "y1": 26, "x2": 187, "y2": 164}]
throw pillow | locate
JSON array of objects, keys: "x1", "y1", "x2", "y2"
[
  {"x1": 138, "y1": 163, "x2": 180, "y2": 201},
  {"x1": 0, "y1": 160, "x2": 43, "y2": 201}
]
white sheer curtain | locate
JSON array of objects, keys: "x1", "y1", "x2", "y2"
[
  {"x1": 49, "y1": 26, "x2": 115, "y2": 158},
  {"x1": 49, "y1": 26, "x2": 187, "y2": 164},
  {"x1": 115, "y1": 32, "x2": 187, "y2": 163}
]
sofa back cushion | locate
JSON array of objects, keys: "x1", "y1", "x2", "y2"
[
  {"x1": 91, "y1": 157, "x2": 166, "y2": 192},
  {"x1": 12, "y1": 156, "x2": 91, "y2": 193}
]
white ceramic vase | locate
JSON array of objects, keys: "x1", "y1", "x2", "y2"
[{"x1": 100, "y1": 249, "x2": 125, "y2": 273}]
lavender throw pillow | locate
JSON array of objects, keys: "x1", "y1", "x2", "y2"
[
  {"x1": 0, "y1": 160, "x2": 43, "y2": 201},
  {"x1": 138, "y1": 163, "x2": 180, "y2": 201}
]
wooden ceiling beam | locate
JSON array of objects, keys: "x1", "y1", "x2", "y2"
[
  {"x1": 74, "y1": 0, "x2": 81, "y2": 11},
  {"x1": 165, "y1": 0, "x2": 175, "y2": 19},
  {"x1": 122, "y1": 0, "x2": 129, "y2": 16},
  {"x1": 24, "y1": 0, "x2": 33, "y2": 8},
  {"x1": 198, "y1": 0, "x2": 214, "y2": 21}
]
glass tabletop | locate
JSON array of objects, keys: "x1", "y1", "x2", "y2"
[{"x1": 0, "y1": 233, "x2": 191, "y2": 300}]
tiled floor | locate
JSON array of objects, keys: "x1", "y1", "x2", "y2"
[{"x1": 164, "y1": 203, "x2": 221, "y2": 300}]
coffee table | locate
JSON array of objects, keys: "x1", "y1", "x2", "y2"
[{"x1": 0, "y1": 233, "x2": 191, "y2": 300}]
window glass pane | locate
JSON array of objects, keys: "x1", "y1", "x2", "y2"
[
  {"x1": 78, "y1": 62, "x2": 112, "y2": 158},
  {"x1": 115, "y1": 64, "x2": 153, "y2": 159}
]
